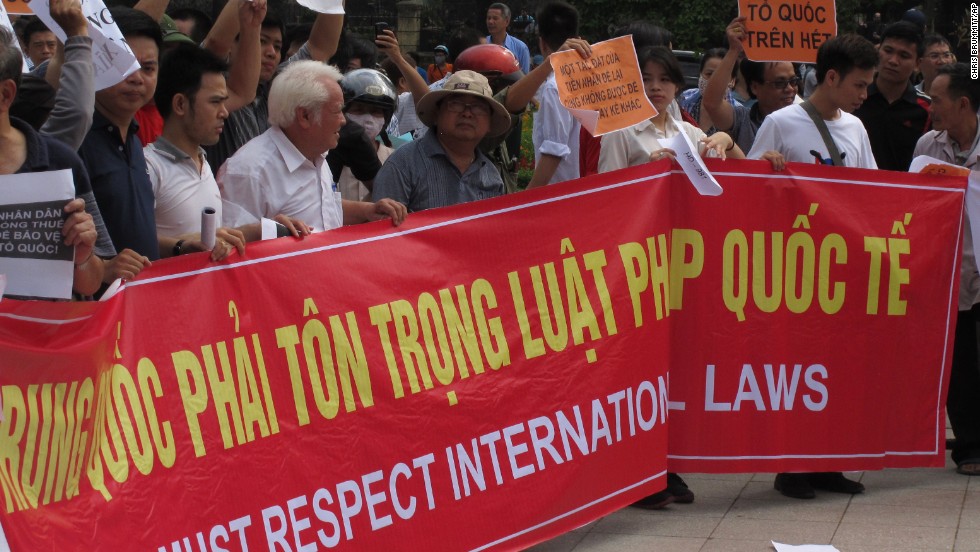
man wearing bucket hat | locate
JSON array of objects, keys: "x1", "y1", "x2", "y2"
[{"x1": 372, "y1": 70, "x2": 510, "y2": 211}]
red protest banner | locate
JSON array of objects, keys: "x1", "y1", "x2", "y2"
[
  {"x1": 0, "y1": 160, "x2": 964, "y2": 550},
  {"x1": 661, "y1": 160, "x2": 961, "y2": 472}
]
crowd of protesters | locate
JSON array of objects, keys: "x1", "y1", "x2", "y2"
[{"x1": 2, "y1": 0, "x2": 979, "y2": 508}]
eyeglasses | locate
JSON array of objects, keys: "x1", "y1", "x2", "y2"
[
  {"x1": 444, "y1": 98, "x2": 491, "y2": 116},
  {"x1": 925, "y1": 51, "x2": 954, "y2": 61},
  {"x1": 764, "y1": 77, "x2": 802, "y2": 90}
]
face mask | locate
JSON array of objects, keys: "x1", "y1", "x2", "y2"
[
  {"x1": 347, "y1": 112, "x2": 386, "y2": 141},
  {"x1": 434, "y1": 54, "x2": 446, "y2": 64},
  {"x1": 697, "y1": 76, "x2": 708, "y2": 94}
]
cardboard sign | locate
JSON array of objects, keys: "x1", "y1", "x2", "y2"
[
  {"x1": 0, "y1": 0, "x2": 30, "y2": 72},
  {"x1": 738, "y1": 0, "x2": 838, "y2": 63},
  {"x1": 1, "y1": 0, "x2": 31, "y2": 16},
  {"x1": 550, "y1": 35, "x2": 656, "y2": 137}
]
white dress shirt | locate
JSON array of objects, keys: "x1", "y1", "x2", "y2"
[
  {"x1": 217, "y1": 126, "x2": 344, "y2": 232},
  {"x1": 599, "y1": 116, "x2": 711, "y2": 173},
  {"x1": 532, "y1": 73, "x2": 581, "y2": 185}
]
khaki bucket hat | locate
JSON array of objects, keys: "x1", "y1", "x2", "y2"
[{"x1": 415, "y1": 70, "x2": 512, "y2": 137}]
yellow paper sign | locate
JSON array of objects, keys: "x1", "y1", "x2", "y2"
[
  {"x1": 550, "y1": 35, "x2": 656, "y2": 137},
  {"x1": 738, "y1": 0, "x2": 837, "y2": 63}
]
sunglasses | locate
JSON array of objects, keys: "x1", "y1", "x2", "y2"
[
  {"x1": 764, "y1": 77, "x2": 802, "y2": 90},
  {"x1": 444, "y1": 98, "x2": 491, "y2": 116}
]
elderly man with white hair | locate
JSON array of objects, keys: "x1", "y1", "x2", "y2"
[{"x1": 218, "y1": 61, "x2": 406, "y2": 232}]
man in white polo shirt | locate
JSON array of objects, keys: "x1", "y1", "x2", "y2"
[{"x1": 146, "y1": 43, "x2": 310, "y2": 258}]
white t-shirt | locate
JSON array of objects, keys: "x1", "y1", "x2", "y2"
[
  {"x1": 599, "y1": 116, "x2": 712, "y2": 173},
  {"x1": 532, "y1": 73, "x2": 581, "y2": 185},
  {"x1": 145, "y1": 138, "x2": 223, "y2": 237},
  {"x1": 217, "y1": 126, "x2": 344, "y2": 233},
  {"x1": 747, "y1": 103, "x2": 877, "y2": 169}
]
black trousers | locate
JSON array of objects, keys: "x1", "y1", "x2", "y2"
[{"x1": 948, "y1": 306, "x2": 980, "y2": 464}]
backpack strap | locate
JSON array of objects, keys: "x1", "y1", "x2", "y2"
[{"x1": 801, "y1": 100, "x2": 844, "y2": 166}]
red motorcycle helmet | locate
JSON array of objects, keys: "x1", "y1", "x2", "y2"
[{"x1": 453, "y1": 44, "x2": 525, "y2": 88}]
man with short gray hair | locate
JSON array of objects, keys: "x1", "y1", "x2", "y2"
[
  {"x1": 218, "y1": 61, "x2": 406, "y2": 231},
  {"x1": 911, "y1": 63, "x2": 980, "y2": 477},
  {"x1": 486, "y1": 2, "x2": 530, "y2": 73}
]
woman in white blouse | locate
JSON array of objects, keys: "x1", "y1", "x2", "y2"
[
  {"x1": 599, "y1": 46, "x2": 745, "y2": 173},
  {"x1": 597, "y1": 46, "x2": 747, "y2": 511}
]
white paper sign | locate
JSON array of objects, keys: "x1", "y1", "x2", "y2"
[
  {"x1": 0, "y1": 1, "x2": 31, "y2": 73},
  {"x1": 772, "y1": 542, "x2": 840, "y2": 552},
  {"x1": 0, "y1": 170, "x2": 74, "y2": 299},
  {"x1": 909, "y1": 154, "x2": 971, "y2": 175},
  {"x1": 294, "y1": 0, "x2": 344, "y2": 15},
  {"x1": 662, "y1": 130, "x2": 723, "y2": 196},
  {"x1": 30, "y1": 0, "x2": 140, "y2": 90}
]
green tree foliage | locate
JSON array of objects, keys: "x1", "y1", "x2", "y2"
[
  {"x1": 573, "y1": 0, "x2": 736, "y2": 51},
  {"x1": 570, "y1": 0, "x2": 885, "y2": 51}
]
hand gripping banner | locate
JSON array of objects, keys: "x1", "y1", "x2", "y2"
[{"x1": 0, "y1": 159, "x2": 965, "y2": 550}]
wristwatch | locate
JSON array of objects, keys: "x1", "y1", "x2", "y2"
[{"x1": 172, "y1": 239, "x2": 185, "y2": 257}]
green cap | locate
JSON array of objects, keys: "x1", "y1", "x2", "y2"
[{"x1": 160, "y1": 15, "x2": 197, "y2": 45}]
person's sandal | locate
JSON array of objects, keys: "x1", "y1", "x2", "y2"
[{"x1": 956, "y1": 459, "x2": 980, "y2": 475}]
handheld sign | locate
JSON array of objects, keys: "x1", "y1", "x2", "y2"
[
  {"x1": 295, "y1": 0, "x2": 344, "y2": 14},
  {"x1": 550, "y1": 35, "x2": 656, "y2": 137},
  {"x1": 30, "y1": 0, "x2": 140, "y2": 90},
  {"x1": 0, "y1": 0, "x2": 30, "y2": 72},
  {"x1": 662, "y1": 132, "x2": 723, "y2": 196},
  {"x1": 738, "y1": 0, "x2": 837, "y2": 63},
  {"x1": 2, "y1": 0, "x2": 31, "y2": 15},
  {"x1": 0, "y1": 170, "x2": 74, "y2": 300},
  {"x1": 909, "y1": 154, "x2": 972, "y2": 178}
]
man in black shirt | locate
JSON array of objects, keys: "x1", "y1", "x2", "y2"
[{"x1": 854, "y1": 21, "x2": 931, "y2": 171}]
